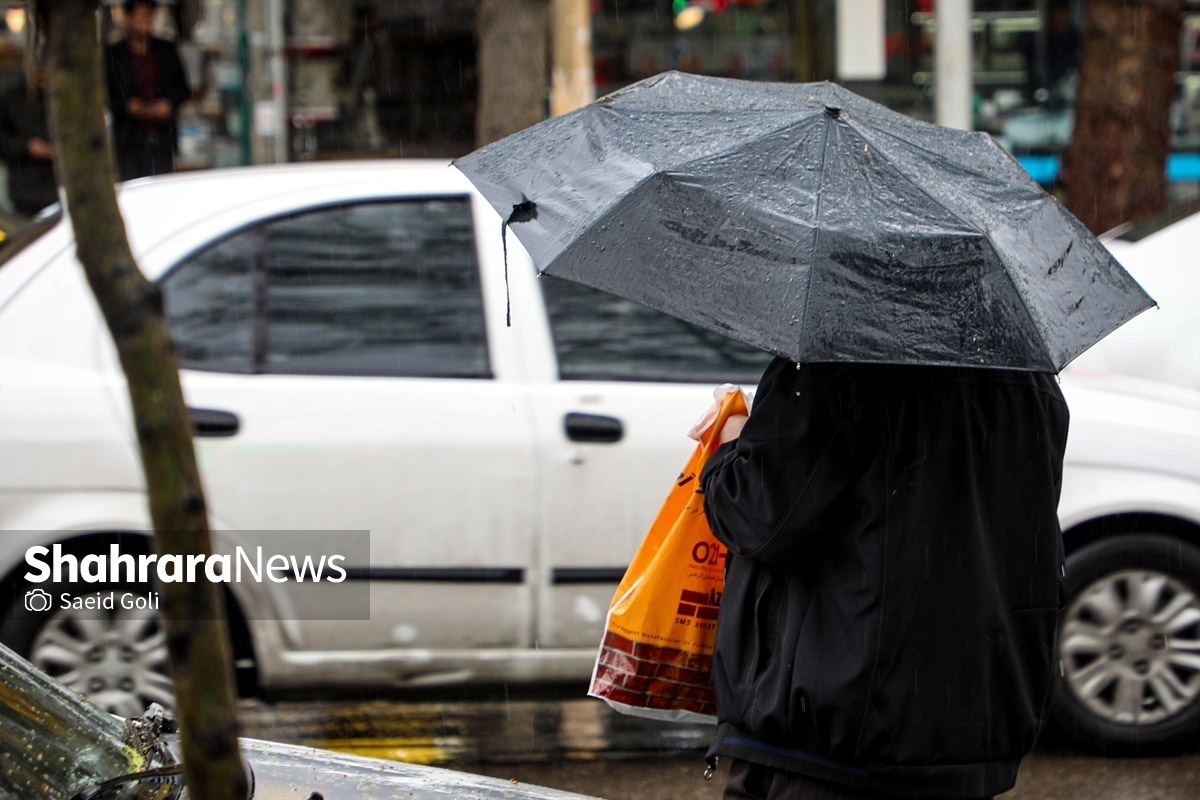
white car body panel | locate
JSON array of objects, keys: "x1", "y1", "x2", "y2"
[
  {"x1": 1074, "y1": 212, "x2": 1200, "y2": 390},
  {"x1": 1057, "y1": 371, "x2": 1200, "y2": 532}
]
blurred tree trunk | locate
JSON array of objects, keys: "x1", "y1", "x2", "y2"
[
  {"x1": 793, "y1": 0, "x2": 835, "y2": 82},
  {"x1": 476, "y1": 0, "x2": 549, "y2": 146},
  {"x1": 1062, "y1": 0, "x2": 1182, "y2": 233},
  {"x1": 38, "y1": 1, "x2": 248, "y2": 798}
]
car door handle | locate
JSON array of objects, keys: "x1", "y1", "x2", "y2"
[
  {"x1": 564, "y1": 412, "x2": 624, "y2": 444},
  {"x1": 189, "y1": 408, "x2": 240, "y2": 438}
]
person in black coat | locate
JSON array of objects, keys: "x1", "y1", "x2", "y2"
[
  {"x1": 0, "y1": 66, "x2": 57, "y2": 217},
  {"x1": 701, "y1": 359, "x2": 1070, "y2": 800},
  {"x1": 105, "y1": 0, "x2": 190, "y2": 180}
]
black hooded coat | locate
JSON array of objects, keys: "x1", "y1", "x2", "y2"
[{"x1": 700, "y1": 358, "x2": 1069, "y2": 798}]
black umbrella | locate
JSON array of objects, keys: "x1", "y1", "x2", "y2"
[{"x1": 454, "y1": 71, "x2": 1153, "y2": 372}]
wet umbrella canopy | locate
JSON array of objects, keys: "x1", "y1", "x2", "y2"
[{"x1": 454, "y1": 71, "x2": 1154, "y2": 372}]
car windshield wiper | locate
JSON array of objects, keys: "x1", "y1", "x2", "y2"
[
  {"x1": 68, "y1": 760, "x2": 257, "y2": 800},
  {"x1": 68, "y1": 764, "x2": 186, "y2": 800}
]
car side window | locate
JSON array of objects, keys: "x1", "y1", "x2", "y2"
[
  {"x1": 162, "y1": 198, "x2": 490, "y2": 378},
  {"x1": 163, "y1": 233, "x2": 256, "y2": 373},
  {"x1": 539, "y1": 275, "x2": 771, "y2": 383}
]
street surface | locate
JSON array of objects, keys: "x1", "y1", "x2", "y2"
[
  {"x1": 238, "y1": 693, "x2": 1200, "y2": 799},
  {"x1": 469, "y1": 749, "x2": 1200, "y2": 800}
]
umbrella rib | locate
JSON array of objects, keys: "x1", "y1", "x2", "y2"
[
  {"x1": 854, "y1": 122, "x2": 1021, "y2": 187},
  {"x1": 848, "y1": 122, "x2": 998, "y2": 236},
  {"x1": 795, "y1": 112, "x2": 835, "y2": 362},
  {"x1": 666, "y1": 109, "x2": 827, "y2": 176},
  {"x1": 847, "y1": 121, "x2": 1059, "y2": 370}
]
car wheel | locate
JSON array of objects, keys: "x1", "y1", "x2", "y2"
[
  {"x1": 0, "y1": 582, "x2": 174, "y2": 719},
  {"x1": 1053, "y1": 534, "x2": 1200, "y2": 753}
]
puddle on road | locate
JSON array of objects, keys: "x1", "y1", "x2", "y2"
[
  {"x1": 236, "y1": 697, "x2": 1200, "y2": 800},
  {"x1": 238, "y1": 695, "x2": 713, "y2": 766}
]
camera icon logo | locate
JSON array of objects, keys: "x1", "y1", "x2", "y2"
[{"x1": 24, "y1": 589, "x2": 53, "y2": 613}]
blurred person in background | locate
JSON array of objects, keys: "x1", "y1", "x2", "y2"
[
  {"x1": 0, "y1": 62, "x2": 57, "y2": 218},
  {"x1": 106, "y1": 0, "x2": 190, "y2": 180}
]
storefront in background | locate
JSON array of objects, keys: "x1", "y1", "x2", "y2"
[
  {"x1": 591, "y1": 1, "x2": 1055, "y2": 121},
  {"x1": 592, "y1": 0, "x2": 801, "y2": 94},
  {"x1": 280, "y1": 0, "x2": 476, "y2": 161},
  {"x1": 592, "y1": 0, "x2": 1200, "y2": 199},
  {"x1": 12, "y1": 0, "x2": 473, "y2": 170},
  {"x1": 2, "y1": 0, "x2": 1198, "y2": 199},
  {"x1": 202, "y1": 0, "x2": 475, "y2": 164}
]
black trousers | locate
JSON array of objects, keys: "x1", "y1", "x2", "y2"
[
  {"x1": 724, "y1": 759, "x2": 995, "y2": 800},
  {"x1": 117, "y1": 135, "x2": 174, "y2": 181}
]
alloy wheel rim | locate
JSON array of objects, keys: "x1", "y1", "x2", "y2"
[
  {"x1": 30, "y1": 595, "x2": 174, "y2": 718},
  {"x1": 1060, "y1": 569, "x2": 1200, "y2": 726}
]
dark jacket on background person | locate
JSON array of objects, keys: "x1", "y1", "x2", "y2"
[
  {"x1": 700, "y1": 359, "x2": 1070, "y2": 798},
  {"x1": 105, "y1": 37, "x2": 190, "y2": 159},
  {"x1": 0, "y1": 80, "x2": 57, "y2": 216}
]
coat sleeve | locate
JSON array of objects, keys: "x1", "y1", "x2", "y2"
[
  {"x1": 700, "y1": 359, "x2": 863, "y2": 562},
  {"x1": 159, "y1": 41, "x2": 191, "y2": 110},
  {"x1": 0, "y1": 88, "x2": 27, "y2": 162}
]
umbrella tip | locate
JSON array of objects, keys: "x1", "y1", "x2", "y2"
[{"x1": 824, "y1": 106, "x2": 842, "y2": 119}]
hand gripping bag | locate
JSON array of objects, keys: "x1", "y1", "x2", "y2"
[{"x1": 588, "y1": 385, "x2": 749, "y2": 723}]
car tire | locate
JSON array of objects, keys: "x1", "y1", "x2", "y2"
[
  {"x1": 1052, "y1": 534, "x2": 1200, "y2": 754},
  {"x1": 0, "y1": 579, "x2": 175, "y2": 719}
]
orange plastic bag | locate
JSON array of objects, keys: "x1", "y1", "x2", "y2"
[{"x1": 588, "y1": 386, "x2": 749, "y2": 723}]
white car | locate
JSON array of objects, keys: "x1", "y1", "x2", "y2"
[
  {"x1": 0, "y1": 162, "x2": 1197, "y2": 756},
  {"x1": 1072, "y1": 202, "x2": 1200, "y2": 391}
]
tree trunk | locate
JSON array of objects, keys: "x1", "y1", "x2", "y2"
[
  {"x1": 793, "y1": 0, "x2": 835, "y2": 82},
  {"x1": 38, "y1": 1, "x2": 248, "y2": 798},
  {"x1": 475, "y1": 0, "x2": 549, "y2": 146},
  {"x1": 1062, "y1": 0, "x2": 1183, "y2": 233}
]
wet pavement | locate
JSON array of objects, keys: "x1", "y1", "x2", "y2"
[
  {"x1": 238, "y1": 693, "x2": 1200, "y2": 799},
  {"x1": 239, "y1": 691, "x2": 712, "y2": 765},
  {"x1": 463, "y1": 747, "x2": 1200, "y2": 800}
]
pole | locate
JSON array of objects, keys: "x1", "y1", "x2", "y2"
[
  {"x1": 238, "y1": 0, "x2": 252, "y2": 165},
  {"x1": 550, "y1": 0, "x2": 594, "y2": 116},
  {"x1": 934, "y1": 0, "x2": 973, "y2": 130},
  {"x1": 268, "y1": 0, "x2": 288, "y2": 162}
]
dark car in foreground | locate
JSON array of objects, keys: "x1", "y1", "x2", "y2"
[{"x1": 0, "y1": 641, "x2": 597, "y2": 800}]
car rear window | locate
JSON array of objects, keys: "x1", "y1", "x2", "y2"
[
  {"x1": 1111, "y1": 200, "x2": 1200, "y2": 243},
  {"x1": 162, "y1": 198, "x2": 491, "y2": 379}
]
